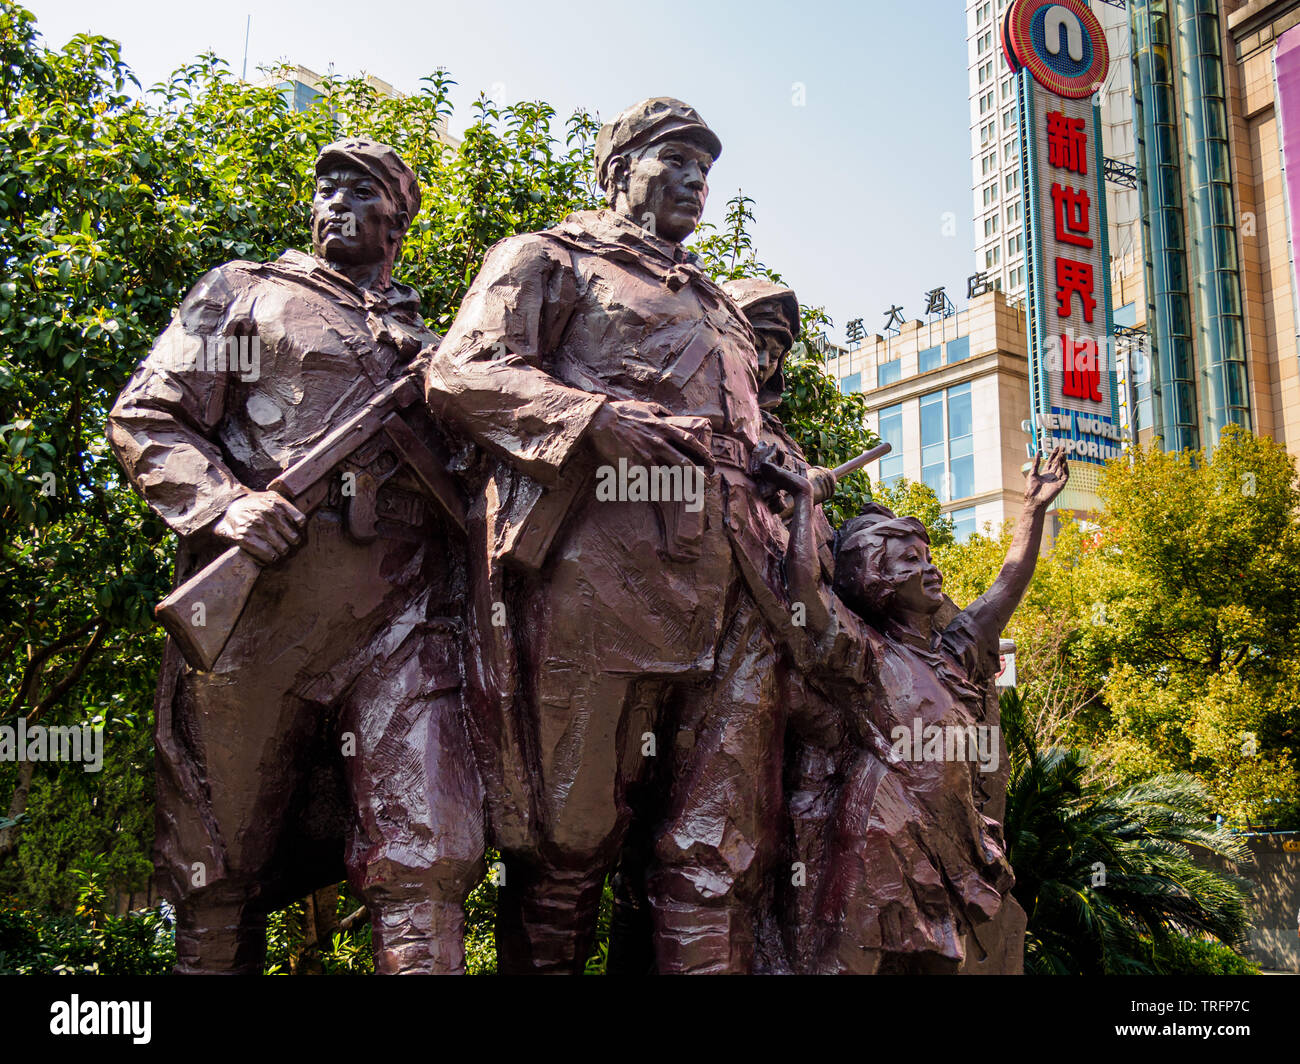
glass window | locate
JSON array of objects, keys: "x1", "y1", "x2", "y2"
[
  {"x1": 950, "y1": 453, "x2": 975, "y2": 500},
  {"x1": 839, "y1": 371, "x2": 861, "y2": 394},
  {"x1": 918, "y1": 345, "x2": 941, "y2": 373},
  {"x1": 950, "y1": 506, "x2": 977, "y2": 544},
  {"x1": 877, "y1": 359, "x2": 901, "y2": 386},
  {"x1": 920, "y1": 392, "x2": 946, "y2": 498},
  {"x1": 945, "y1": 335, "x2": 971, "y2": 363},
  {"x1": 878, "y1": 403, "x2": 904, "y2": 486},
  {"x1": 948, "y1": 383, "x2": 974, "y2": 500},
  {"x1": 947, "y1": 382, "x2": 973, "y2": 442}
]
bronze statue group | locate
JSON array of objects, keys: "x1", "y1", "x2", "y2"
[{"x1": 108, "y1": 97, "x2": 1068, "y2": 975}]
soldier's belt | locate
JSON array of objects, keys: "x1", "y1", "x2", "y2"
[{"x1": 326, "y1": 477, "x2": 428, "y2": 531}]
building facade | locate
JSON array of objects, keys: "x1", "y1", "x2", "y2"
[
  {"x1": 1125, "y1": 0, "x2": 1300, "y2": 456},
  {"x1": 1222, "y1": 0, "x2": 1300, "y2": 454},
  {"x1": 833, "y1": 291, "x2": 1035, "y2": 541}
]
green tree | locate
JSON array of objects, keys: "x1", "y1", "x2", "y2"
[
  {"x1": 1089, "y1": 427, "x2": 1300, "y2": 826},
  {"x1": 1002, "y1": 689, "x2": 1254, "y2": 975},
  {"x1": 692, "y1": 189, "x2": 770, "y2": 282},
  {"x1": 873, "y1": 477, "x2": 955, "y2": 548},
  {"x1": 936, "y1": 429, "x2": 1300, "y2": 826},
  {"x1": 694, "y1": 192, "x2": 880, "y2": 526}
]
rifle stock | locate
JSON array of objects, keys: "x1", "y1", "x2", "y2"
[{"x1": 155, "y1": 546, "x2": 265, "y2": 672}]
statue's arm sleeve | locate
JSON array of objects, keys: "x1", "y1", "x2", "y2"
[
  {"x1": 106, "y1": 267, "x2": 252, "y2": 537},
  {"x1": 942, "y1": 603, "x2": 1002, "y2": 685},
  {"x1": 793, "y1": 587, "x2": 875, "y2": 686},
  {"x1": 424, "y1": 234, "x2": 606, "y2": 485}
]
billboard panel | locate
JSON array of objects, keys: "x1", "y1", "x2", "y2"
[{"x1": 1007, "y1": 0, "x2": 1121, "y2": 485}]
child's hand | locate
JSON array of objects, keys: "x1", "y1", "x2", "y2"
[
  {"x1": 752, "y1": 442, "x2": 813, "y2": 496},
  {"x1": 1025, "y1": 446, "x2": 1069, "y2": 509}
]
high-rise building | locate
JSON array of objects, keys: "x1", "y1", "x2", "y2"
[
  {"x1": 968, "y1": 1, "x2": 1141, "y2": 303},
  {"x1": 1125, "y1": 0, "x2": 1300, "y2": 456}
]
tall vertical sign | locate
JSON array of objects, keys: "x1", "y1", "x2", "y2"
[{"x1": 1005, "y1": 0, "x2": 1122, "y2": 483}]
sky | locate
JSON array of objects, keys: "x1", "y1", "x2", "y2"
[{"x1": 22, "y1": 0, "x2": 978, "y2": 346}]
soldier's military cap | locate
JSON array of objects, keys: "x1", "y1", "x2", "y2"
[
  {"x1": 315, "y1": 138, "x2": 421, "y2": 223},
  {"x1": 722, "y1": 278, "x2": 801, "y2": 342},
  {"x1": 594, "y1": 98, "x2": 723, "y2": 190}
]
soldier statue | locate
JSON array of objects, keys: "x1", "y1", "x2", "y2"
[
  {"x1": 426, "y1": 98, "x2": 797, "y2": 973},
  {"x1": 108, "y1": 140, "x2": 484, "y2": 974}
]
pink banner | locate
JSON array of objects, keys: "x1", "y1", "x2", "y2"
[{"x1": 1275, "y1": 25, "x2": 1300, "y2": 298}]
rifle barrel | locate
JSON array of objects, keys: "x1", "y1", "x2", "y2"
[{"x1": 832, "y1": 442, "x2": 892, "y2": 480}]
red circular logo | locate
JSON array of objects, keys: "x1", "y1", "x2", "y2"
[{"x1": 1004, "y1": 0, "x2": 1109, "y2": 99}]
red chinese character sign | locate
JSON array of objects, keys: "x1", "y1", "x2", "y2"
[{"x1": 1005, "y1": 0, "x2": 1121, "y2": 469}]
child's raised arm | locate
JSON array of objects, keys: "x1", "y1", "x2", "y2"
[
  {"x1": 968, "y1": 446, "x2": 1069, "y2": 637},
  {"x1": 751, "y1": 443, "x2": 832, "y2": 637}
]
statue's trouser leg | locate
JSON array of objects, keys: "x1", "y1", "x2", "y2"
[
  {"x1": 648, "y1": 599, "x2": 786, "y2": 975},
  {"x1": 494, "y1": 671, "x2": 661, "y2": 974},
  {"x1": 159, "y1": 663, "x2": 317, "y2": 975},
  {"x1": 343, "y1": 620, "x2": 486, "y2": 975},
  {"x1": 495, "y1": 861, "x2": 608, "y2": 974},
  {"x1": 158, "y1": 515, "x2": 455, "y2": 974},
  {"x1": 783, "y1": 741, "x2": 842, "y2": 973},
  {"x1": 172, "y1": 891, "x2": 268, "y2": 975},
  {"x1": 483, "y1": 492, "x2": 733, "y2": 974}
]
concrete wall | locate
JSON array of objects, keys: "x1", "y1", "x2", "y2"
[{"x1": 1203, "y1": 835, "x2": 1300, "y2": 971}]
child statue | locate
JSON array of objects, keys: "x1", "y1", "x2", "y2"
[{"x1": 754, "y1": 444, "x2": 1068, "y2": 973}]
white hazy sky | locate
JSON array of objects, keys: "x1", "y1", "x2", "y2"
[{"x1": 22, "y1": 0, "x2": 978, "y2": 345}]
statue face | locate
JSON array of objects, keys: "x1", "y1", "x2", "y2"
[
  {"x1": 311, "y1": 165, "x2": 406, "y2": 267},
  {"x1": 754, "y1": 328, "x2": 787, "y2": 388},
  {"x1": 880, "y1": 533, "x2": 945, "y2": 615},
  {"x1": 616, "y1": 139, "x2": 712, "y2": 243}
]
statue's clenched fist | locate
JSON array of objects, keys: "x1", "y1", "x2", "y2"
[{"x1": 213, "y1": 491, "x2": 307, "y2": 564}]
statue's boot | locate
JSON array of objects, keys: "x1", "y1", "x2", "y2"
[
  {"x1": 495, "y1": 864, "x2": 605, "y2": 974},
  {"x1": 648, "y1": 868, "x2": 754, "y2": 975},
  {"x1": 371, "y1": 894, "x2": 467, "y2": 975},
  {"x1": 172, "y1": 896, "x2": 266, "y2": 975}
]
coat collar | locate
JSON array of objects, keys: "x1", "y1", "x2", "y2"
[
  {"x1": 550, "y1": 209, "x2": 728, "y2": 296},
  {"x1": 271, "y1": 248, "x2": 424, "y2": 318}
]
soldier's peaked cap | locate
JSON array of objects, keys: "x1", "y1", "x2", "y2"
[
  {"x1": 315, "y1": 138, "x2": 421, "y2": 222},
  {"x1": 722, "y1": 278, "x2": 800, "y2": 340},
  {"x1": 594, "y1": 98, "x2": 722, "y2": 189}
]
